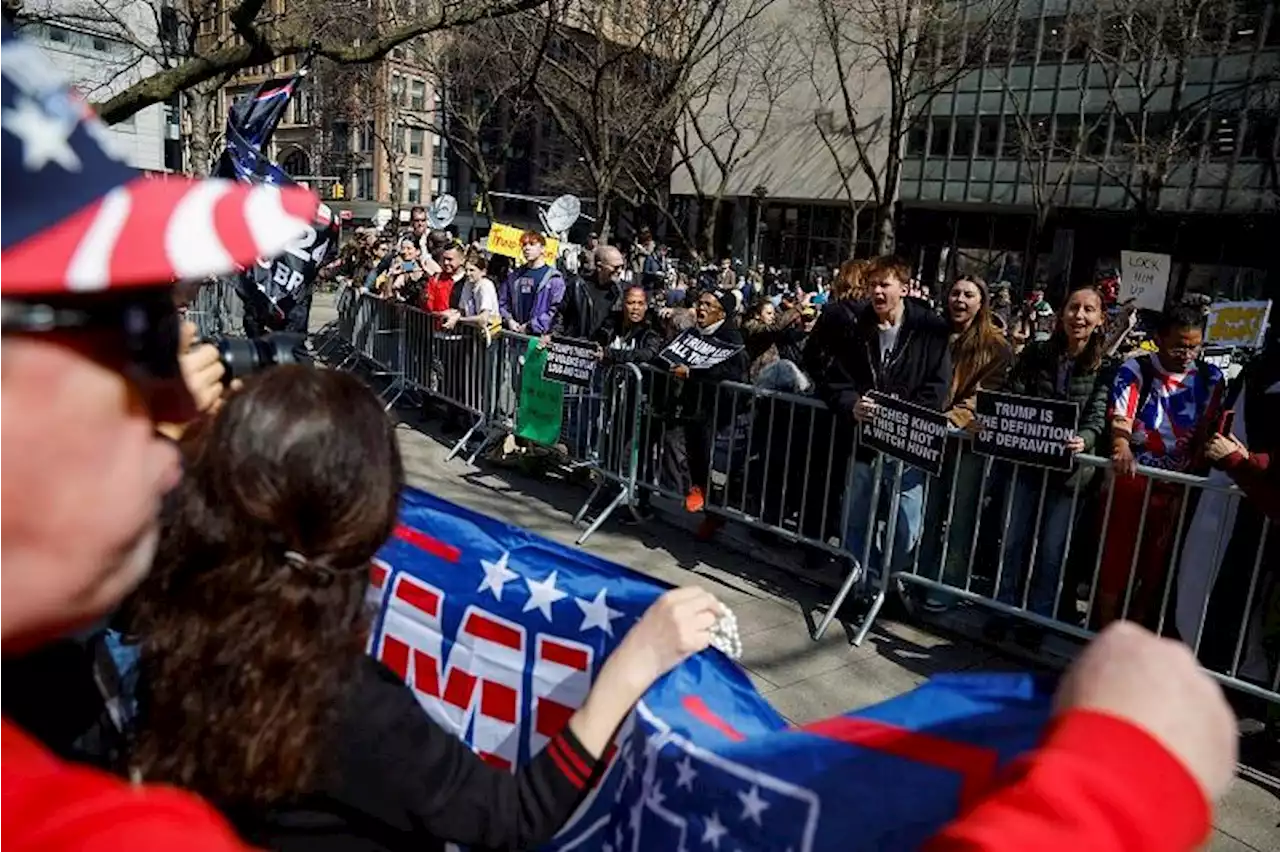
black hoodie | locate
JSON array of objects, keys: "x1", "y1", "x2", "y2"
[{"x1": 809, "y1": 297, "x2": 951, "y2": 416}]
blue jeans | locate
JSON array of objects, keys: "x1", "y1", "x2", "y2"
[
  {"x1": 999, "y1": 468, "x2": 1078, "y2": 617},
  {"x1": 842, "y1": 459, "x2": 925, "y2": 582}
]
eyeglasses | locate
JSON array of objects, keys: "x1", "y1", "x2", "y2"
[{"x1": 1167, "y1": 345, "x2": 1203, "y2": 357}]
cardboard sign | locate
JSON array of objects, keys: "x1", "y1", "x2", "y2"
[
  {"x1": 658, "y1": 329, "x2": 743, "y2": 370},
  {"x1": 514, "y1": 340, "x2": 564, "y2": 445},
  {"x1": 1204, "y1": 300, "x2": 1272, "y2": 349},
  {"x1": 541, "y1": 337, "x2": 598, "y2": 388},
  {"x1": 486, "y1": 222, "x2": 561, "y2": 262},
  {"x1": 972, "y1": 391, "x2": 1080, "y2": 471},
  {"x1": 859, "y1": 392, "x2": 949, "y2": 477},
  {"x1": 1119, "y1": 251, "x2": 1171, "y2": 311}
]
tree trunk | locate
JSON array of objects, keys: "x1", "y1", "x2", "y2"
[
  {"x1": 702, "y1": 194, "x2": 722, "y2": 258},
  {"x1": 185, "y1": 84, "x2": 218, "y2": 176},
  {"x1": 873, "y1": 200, "x2": 896, "y2": 255}
]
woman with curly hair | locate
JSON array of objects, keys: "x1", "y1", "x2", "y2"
[{"x1": 118, "y1": 366, "x2": 724, "y2": 851}]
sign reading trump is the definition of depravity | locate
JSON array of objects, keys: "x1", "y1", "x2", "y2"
[{"x1": 973, "y1": 391, "x2": 1080, "y2": 471}]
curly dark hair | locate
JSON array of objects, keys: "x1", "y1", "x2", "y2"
[{"x1": 125, "y1": 366, "x2": 402, "y2": 806}]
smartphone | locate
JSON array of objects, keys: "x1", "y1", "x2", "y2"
[{"x1": 402, "y1": 260, "x2": 419, "y2": 273}]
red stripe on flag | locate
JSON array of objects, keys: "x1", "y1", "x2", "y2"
[
  {"x1": 442, "y1": 668, "x2": 478, "y2": 711},
  {"x1": 412, "y1": 650, "x2": 441, "y2": 698},
  {"x1": 541, "y1": 641, "x2": 589, "y2": 671},
  {"x1": 800, "y1": 716, "x2": 1000, "y2": 809},
  {"x1": 481, "y1": 681, "x2": 518, "y2": 725},
  {"x1": 369, "y1": 562, "x2": 388, "y2": 590},
  {"x1": 464, "y1": 613, "x2": 522, "y2": 650},
  {"x1": 535, "y1": 697, "x2": 576, "y2": 739},
  {"x1": 681, "y1": 695, "x2": 746, "y2": 742},
  {"x1": 545, "y1": 741, "x2": 584, "y2": 788},
  {"x1": 212, "y1": 185, "x2": 254, "y2": 267},
  {"x1": 395, "y1": 524, "x2": 460, "y2": 563},
  {"x1": 395, "y1": 580, "x2": 440, "y2": 618},
  {"x1": 479, "y1": 751, "x2": 513, "y2": 772},
  {"x1": 379, "y1": 635, "x2": 410, "y2": 682}
]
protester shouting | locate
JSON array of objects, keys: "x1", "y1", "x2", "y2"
[
  {"x1": 918, "y1": 276, "x2": 1012, "y2": 606},
  {"x1": 593, "y1": 284, "x2": 663, "y2": 367},
  {"x1": 811, "y1": 255, "x2": 951, "y2": 584},
  {"x1": 742, "y1": 296, "x2": 806, "y2": 382},
  {"x1": 498, "y1": 231, "x2": 567, "y2": 335},
  {"x1": 110, "y1": 367, "x2": 726, "y2": 852},
  {"x1": 997, "y1": 284, "x2": 1116, "y2": 629},
  {"x1": 660, "y1": 290, "x2": 748, "y2": 520},
  {"x1": 1100, "y1": 304, "x2": 1226, "y2": 627}
]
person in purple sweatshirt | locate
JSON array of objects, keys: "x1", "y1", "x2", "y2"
[{"x1": 498, "y1": 231, "x2": 567, "y2": 334}]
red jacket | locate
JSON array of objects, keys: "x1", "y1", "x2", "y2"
[
  {"x1": 2, "y1": 719, "x2": 250, "y2": 851},
  {"x1": 1217, "y1": 450, "x2": 1278, "y2": 521},
  {"x1": 928, "y1": 709, "x2": 1210, "y2": 852},
  {"x1": 422, "y1": 272, "x2": 460, "y2": 314}
]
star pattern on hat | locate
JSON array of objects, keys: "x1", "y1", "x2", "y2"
[{"x1": 3, "y1": 95, "x2": 80, "y2": 172}]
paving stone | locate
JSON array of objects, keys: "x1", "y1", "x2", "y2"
[{"x1": 764, "y1": 655, "x2": 927, "y2": 726}]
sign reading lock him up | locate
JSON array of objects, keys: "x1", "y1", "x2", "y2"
[{"x1": 1118, "y1": 251, "x2": 1172, "y2": 311}]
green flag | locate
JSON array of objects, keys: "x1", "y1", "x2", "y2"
[{"x1": 515, "y1": 339, "x2": 564, "y2": 445}]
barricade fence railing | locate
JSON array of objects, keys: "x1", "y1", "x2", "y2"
[
  {"x1": 326, "y1": 293, "x2": 1278, "y2": 707},
  {"x1": 186, "y1": 277, "x2": 246, "y2": 339}
]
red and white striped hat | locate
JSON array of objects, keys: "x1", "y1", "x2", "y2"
[{"x1": 1, "y1": 28, "x2": 318, "y2": 297}]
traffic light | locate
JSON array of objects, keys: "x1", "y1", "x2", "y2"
[{"x1": 331, "y1": 182, "x2": 345, "y2": 199}]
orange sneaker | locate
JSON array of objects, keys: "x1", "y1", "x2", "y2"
[{"x1": 684, "y1": 486, "x2": 705, "y2": 513}]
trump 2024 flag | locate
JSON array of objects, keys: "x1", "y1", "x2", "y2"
[{"x1": 368, "y1": 487, "x2": 1052, "y2": 851}]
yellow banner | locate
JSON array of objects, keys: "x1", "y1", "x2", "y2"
[
  {"x1": 1204, "y1": 300, "x2": 1272, "y2": 348},
  {"x1": 486, "y1": 222, "x2": 560, "y2": 262}
]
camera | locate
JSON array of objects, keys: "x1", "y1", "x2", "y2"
[{"x1": 216, "y1": 333, "x2": 309, "y2": 383}]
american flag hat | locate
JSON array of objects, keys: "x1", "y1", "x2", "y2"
[{"x1": 0, "y1": 23, "x2": 318, "y2": 296}]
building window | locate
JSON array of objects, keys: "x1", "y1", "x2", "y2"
[
  {"x1": 407, "y1": 173, "x2": 422, "y2": 203},
  {"x1": 391, "y1": 73, "x2": 404, "y2": 108},
  {"x1": 929, "y1": 116, "x2": 950, "y2": 157},
  {"x1": 392, "y1": 123, "x2": 405, "y2": 154},
  {"x1": 331, "y1": 120, "x2": 350, "y2": 154},
  {"x1": 1001, "y1": 116, "x2": 1020, "y2": 158},
  {"x1": 1241, "y1": 110, "x2": 1278, "y2": 159},
  {"x1": 431, "y1": 176, "x2": 440, "y2": 195},
  {"x1": 1014, "y1": 17, "x2": 1040, "y2": 63},
  {"x1": 355, "y1": 167, "x2": 374, "y2": 200},
  {"x1": 1053, "y1": 114, "x2": 1080, "y2": 153},
  {"x1": 358, "y1": 121, "x2": 374, "y2": 153},
  {"x1": 906, "y1": 119, "x2": 927, "y2": 156},
  {"x1": 1084, "y1": 114, "x2": 1108, "y2": 158},
  {"x1": 976, "y1": 115, "x2": 1000, "y2": 157},
  {"x1": 410, "y1": 79, "x2": 426, "y2": 111},
  {"x1": 1207, "y1": 113, "x2": 1239, "y2": 159},
  {"x1": 951, "y1": 116, "x2": 975, "y2": 158},
  {"x1": 409, "y1": 128, "x2": 424, "y2": 156}
]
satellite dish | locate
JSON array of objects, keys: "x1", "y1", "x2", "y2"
[
  {"x1": 427, "y1": 194, "x2": 457, "y2": 229},
  {"x1": 544, "y1": 194, "x2": 581, "y2": 234}
]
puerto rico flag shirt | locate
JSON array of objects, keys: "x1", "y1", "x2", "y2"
[{"x1": 1110, "y1": 355, "x2": 1225, "y2": 472}]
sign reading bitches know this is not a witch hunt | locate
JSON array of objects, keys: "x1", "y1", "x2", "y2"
[
  {"x1": 860, "y1": 392, "x2": 949, "y2": 477},
  {"x1": 973, "y1": 391, "x2": 1079, "y2": 471}
]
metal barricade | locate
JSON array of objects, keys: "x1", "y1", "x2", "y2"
[
  {"x1": 186, "y1": 278, "x2": 245, "y2": 339},
  {"x1": 572, "y1": 363, "x2": 646, "y2": 543},
  {"x1": 895, "y1": 436, "x2": 1278, "y2": 706}
]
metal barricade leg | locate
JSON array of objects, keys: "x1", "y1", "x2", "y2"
[{"x1": 813, "y1": 453, "x2": 886, "y2": 642}]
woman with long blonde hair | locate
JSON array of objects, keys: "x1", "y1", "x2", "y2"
[{"x1": 944, "y1": 276, "x2": 1012, "y2": 428}]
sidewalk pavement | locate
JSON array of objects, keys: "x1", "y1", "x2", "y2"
[{"x1": 308, "y1": 291, "x2": 1278, "y2": 850}]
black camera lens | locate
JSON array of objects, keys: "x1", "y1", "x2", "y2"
[{"x1": 216, "y1": 333, "x2": 309, "y2": 383}]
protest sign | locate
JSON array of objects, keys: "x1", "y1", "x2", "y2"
[
  {"x1": 860, "y1": 392, "x2": 949, "y2": 477},
  {"x1": 486, "y1": 222, "x2": 561, "y2": 261},
  {"x1": 542, "y1": 337, "x2": 599, "y2": 388},
  {"x1": 514, "y1": 339, "x2": 564, "y2": 445},
  {"x1": 1119, "y1": 250, "x2": 1171, "y2": 311},
  {"x1": 973, "y1": 391, "x2": 1080, "y2": 471},
  {"x1": 658, "y1": 329, "x2": 744, "y2": 370},
  {"x1": 1204, "y1": 300, "x2": 1271, "y2": 349}
]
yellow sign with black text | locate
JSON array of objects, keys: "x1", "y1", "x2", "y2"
[{"x1": 486, "y1": 222, "x2": 560, "y2": 262}]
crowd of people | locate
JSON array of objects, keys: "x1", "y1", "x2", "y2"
[
  {"x1": 0, "y1": 19, "x2": 1266, "y2": 852},
  {"x1": 332, "y1": 220, "x2": 1276, "y2": 673}
]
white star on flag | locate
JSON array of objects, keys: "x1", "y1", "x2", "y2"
[
  {"x1": 575, "y1": 587, "x2": 622, "y2": 635},
  {"x1": 3, "y1": 97, "x2": 81, "y2": 172},
  {"x1": 737, "y1": 784, "x2": 770, "y2": 825},
  {"x1": 477, "y1": 551, "x2": 518, "y2": 601},
  {"x1": 522, "y1": 570, "x2": 567, "y2": 620},
  {"x1": 701, "y1": 811, "x2": 728, "y2": 848},
  {"x1": 675, "y1": 755, "x2": 698, "y2": 790}
]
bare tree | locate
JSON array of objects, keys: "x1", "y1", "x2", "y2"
[
  {"x1": 511, "y1": 0, "x2": 776, "y2": 242},
  {"x1": 804, "y1": 0, "x2": 1015, "y2": 254},
  {"x1": 999, "y1": 67, "x2": 1112, "y2": 284},
  {"x1": 671, "y1": 13, "x2": 802, "y2": 255},
  {"x1": 13, "y1": 0, "x2": 551, "y2": 125},
  {"x1": 413, "y1": 15, "x2": 549, "y2": 218},
  {"x1": 1080, "y1": 0, "x2": 1276, "y2": 232}
]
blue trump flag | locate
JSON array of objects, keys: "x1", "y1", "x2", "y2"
[{"x1": 369, "y1": 487, "x2": 1053, "y2": 851}]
